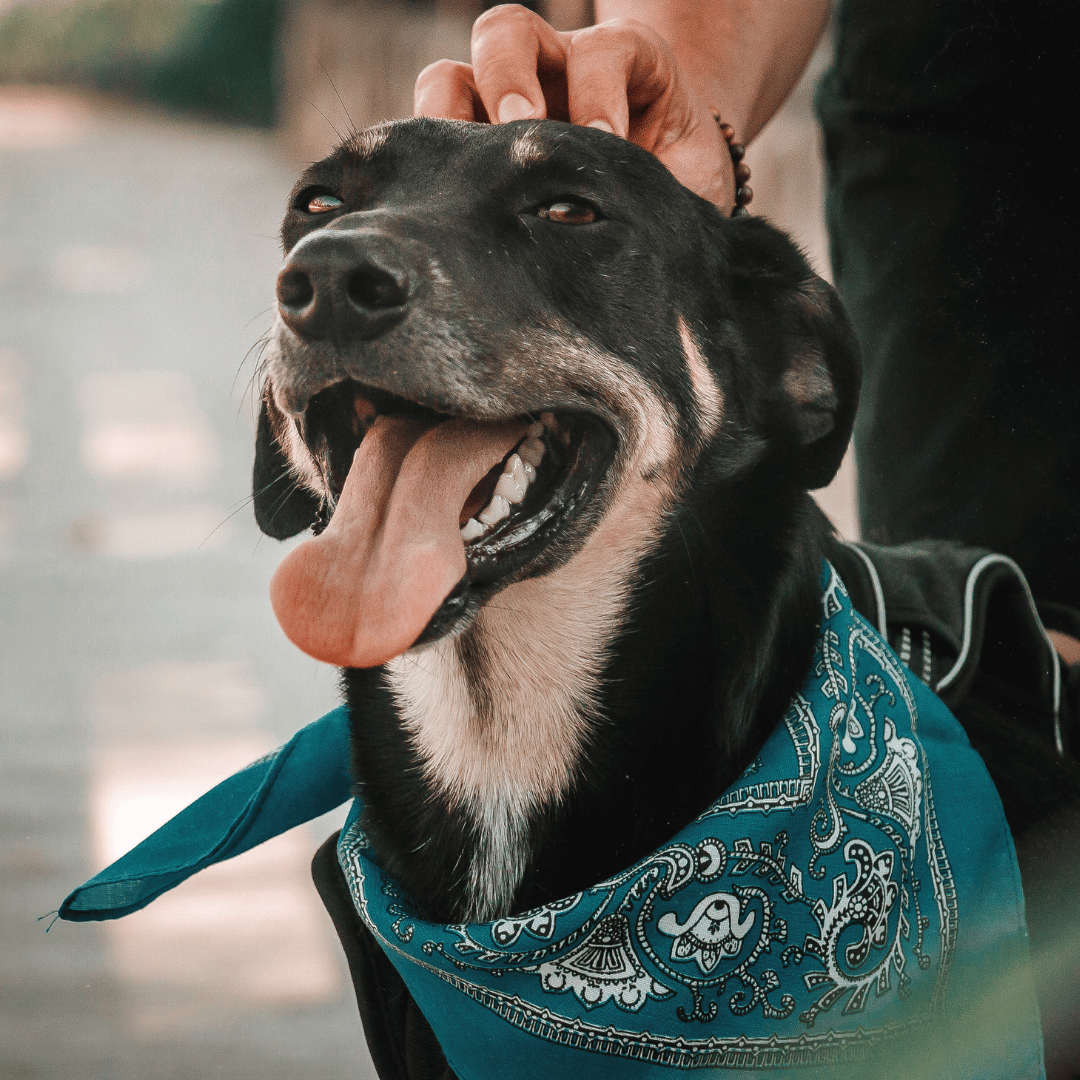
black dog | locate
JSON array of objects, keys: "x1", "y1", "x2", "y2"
[
  {"x1": 252, "y1": 118, "x2": 1078, "y2": 1074},
  {"x1": 255, "y1": 116, "x2": 859, "y2": 922}
]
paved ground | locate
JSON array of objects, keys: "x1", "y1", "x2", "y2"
[
  {"x1": 0, "y1": 71, "x2": 853, "y2": 1080},
  {"x1": 0, "y1": 86, "x2": 374, "y2": 1080}
]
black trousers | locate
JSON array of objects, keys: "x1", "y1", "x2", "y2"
[{"x1": 817, "y1": 0, "x2": 1080, "y2": 609}]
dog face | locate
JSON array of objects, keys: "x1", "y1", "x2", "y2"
[{"x1": 254, "y1": 118, "x2": 859, "y2": 669}]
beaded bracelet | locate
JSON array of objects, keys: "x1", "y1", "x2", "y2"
[{"x1": 712, "y1": 116, "x2": 753, "y2": 218}]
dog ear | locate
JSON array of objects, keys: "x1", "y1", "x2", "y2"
[
  {"x1": 252, "y1": 392, "x2": 322, "y2": 539},
  {"x1": 780, "y1": 274, "x2": 861, "y2": 489},
  {"x1": 724, "y1": 217, "x2": 861, "y2": 490}
]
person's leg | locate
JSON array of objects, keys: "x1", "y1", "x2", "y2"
[
  {"x1": 817, "y1": 0, "x2": 1080, "y2": 610},
  {"x1": 819, "y1": 14, "x2": 1080, "y2": 1069}
]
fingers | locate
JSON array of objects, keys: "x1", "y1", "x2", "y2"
[
  {"x1": 566, "y1": 20, "x2": 695, "y2": 154},
  {"x1": 564, "y1": 20, "x2": 671, "y2": 138},
  {"x1": 415, "y1": 7, "x2": 735, "y2": 210},
  {"x1": 566, "y1": 20, "x2": 734, "y2": 209},
  {"x1": 470, "y1": 4, "x2": 569, "y2": 123},
  {"x1": 415, "y1": 59, "x2": 486, "y2": 122}
]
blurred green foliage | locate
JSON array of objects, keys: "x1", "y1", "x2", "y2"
[{"x1": 0, "y1": 0, "x2": 280, "y2": 126}]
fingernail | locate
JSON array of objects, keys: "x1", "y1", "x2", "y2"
[
  {"x1": 497, "y1": 93, "x2": 534, "y2": 123},
  {"x1": 587, "y1": 119, "x2": 615, "y2": 134}
]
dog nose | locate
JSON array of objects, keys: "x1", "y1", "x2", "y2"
[{"x1": 276, "y1": 230, "x2": 411, "y2": 342}]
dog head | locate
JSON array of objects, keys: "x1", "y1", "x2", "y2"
[{"x1": 254, "y1": 118, "x2": 859, "y2": 669}]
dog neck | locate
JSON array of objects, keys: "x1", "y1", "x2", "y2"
[{"x1": 384, "y1": 455, "x2": 676, "y2": 921}]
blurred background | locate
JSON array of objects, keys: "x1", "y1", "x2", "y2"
[{"x1": 0, "y1": 2, "x2": 854, "y2": 1077}]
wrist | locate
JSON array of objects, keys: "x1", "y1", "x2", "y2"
[
  {"x1": 670, "y1": 47, "x2": 752, "y2": 145},
  {"x1": 593, "y1": 0, "x2": 830, "y2": 144}
]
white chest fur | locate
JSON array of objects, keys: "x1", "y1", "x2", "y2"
[{"x1": 385, "y1": 562, "x2": 617, "y2": 921}]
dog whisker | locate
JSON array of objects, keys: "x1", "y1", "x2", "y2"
[
  {"x1": 243, "y1": 305, "x2": 277, "y2": 331},
  {"x1": 305, "y1": 97, "x2": 346, "y2": 146},
  {"x1": 201, "y1": 484, "x2": 292, "y2": 550},
  {"x1": 234, "y1": 333, "x2": 272, "y2": 400},
  {"x1": 317, "y1": 56, "x2": 355, "y2": 133},
  {"x1": 401, "y1": 651, "x2": 438, "y2": 680}
]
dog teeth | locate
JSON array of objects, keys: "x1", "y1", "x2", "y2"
[
  {"x1": 460, "y1": 517, "x2": 485, "y2": 542},
  {"x1": 479, "y1": 495, "x2": 511, "y2": 525},
  {"x1": 493, "y1": 472, "x2": 525, "y2": 504},
  {"x1": 494, "y1": 454, "x2": 528, "y2": 503},
  {"x1": 461, "y1": 426, "x2": 554, "y2": 544}
]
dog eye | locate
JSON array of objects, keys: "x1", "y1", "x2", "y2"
[
  {"x1": 299, "y1": 190, "x2": 343, "y2": 214},
  {"x1": 536, "y1": 201, "x2": 598, "y2": 225}
]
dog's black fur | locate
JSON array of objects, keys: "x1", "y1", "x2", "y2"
[{"x1": 254, "y1": 117, "x2": 862, "y2": 925}]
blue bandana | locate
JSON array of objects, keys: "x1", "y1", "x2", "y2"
[
  {"x1": 336, "y1": 567, "x2": 1044, "y2": 1078},
  {"x1": 61, "y1": 565, "x2": 1044, "y2": 1077}
]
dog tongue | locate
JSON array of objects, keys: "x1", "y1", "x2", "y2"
[{"x1": 270, "y1": 414, "x2": 526, "y2": 668}]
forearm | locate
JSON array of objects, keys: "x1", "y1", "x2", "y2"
[{"x1": 593, "y1": 0, "x2": 830, "y2": 142}]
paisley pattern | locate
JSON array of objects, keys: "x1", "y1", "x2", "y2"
[
  {"x1": 657, "y1": 892, "x2": 756, "y2": 974},
  {"x1": 337, "y1": 564, "x2": 1040, "y2": 1077}
]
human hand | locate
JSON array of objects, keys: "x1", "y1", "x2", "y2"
[{"x1": 414, "y1": 4, "x2": 736, "y2": 211}]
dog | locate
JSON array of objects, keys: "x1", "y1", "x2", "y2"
[
  {"x1": 254, "y1": 115, "x2": 859, "y2": 922},
  {"x1": 250, "y1": 118, "x2": 1076, "y2": 1076}
]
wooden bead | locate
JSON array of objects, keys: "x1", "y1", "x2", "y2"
[{"x1": 714, "y1": 117, "x2": 751, "y2": 211}]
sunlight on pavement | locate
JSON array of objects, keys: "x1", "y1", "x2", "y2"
[
  {"x1": 91, "y1": 738, "x2": 275, "y2": 866},
  {"x1": 0, "y1": 348, "x2": 28, "y2": 479},
  {"x1": 78, "y1": 370, "x2": 220, "y2": 486},
  {"x1": 3, "y1": 86, "x2": 367, "y2": 1078},
  {"x1": 89, "y1": 662, "x2": 343, "y2": 1034},
  {"x1": 75, "y1": 370, "x2": 236, "y2": 555},
  {"x1": 70, "y1": 504, "x2": 233, "y2": 557},
  {"x1": 0, "y1": 85, "x2": 97, "y2": 150},
  {"x1": 81, "y1": 422, "x2": 221, "y2": 483},
  {"x1": 53, "y1": 244, "x2": 150, "y2": 294}
]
